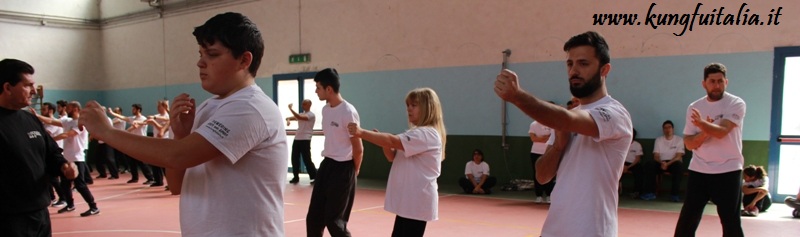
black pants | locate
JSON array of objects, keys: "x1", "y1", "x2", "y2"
[
  {"x1": 391, "y1": 215, "x2": 427, "y2": 237},
  {"x1": 742, "y1": 192, "x2": 772, "y2": 212},
  {"x1": 674, "y1": 170, "x2": 743, "y2": 237},
  {"x1": 645, "y1": 161, "x2": 684, "y2": 196},
  {"x1": 458, "y1": 176, "x2": 497, "y2": 194},
  {"x1": 306, "y1": 158, "x2": 356, "y2": 237},
  {"x1": 49, "y1": 176, "x2": 66, "y2": 202},
  {"x1": 150, "y1": 165, "x2": 165, "y2": 185},
  {"x1": 114, "y1": 148, "x2": 130, "y2": 171},
  {"x1": 127, "y1": 155, "x2": 153, "y2": 181},
  {"x1": 291, "y1": 140, "x2": 317, "y2": 180},
  {"x1": 94, "y1": 143, "x2": 118, "y2": 178},
  {"x1": 531, "y1": 153, "x2": 555, "y2": 196},
  {"x1": 623, "y1": 162, "x2": 645, "y2": 194},
  {"x1": 61, "y1": 162, "x2": 97, "y2": 210},
  {"x1": 0, "y1": 208, "x2": 51, "y2": 237}
]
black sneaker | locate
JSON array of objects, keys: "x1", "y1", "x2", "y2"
[
  {"x1": 150, "y1": 183, "x2": 164, "y2": 187},
  {"x1": 143, "y1": 180, "x2": 154, "y2": 185},
  {"x1": 96, "y1": 175, "x2": 107, "y2": 179},
  {"x1": 126, "y1": 179, "x2": 138, "y2": 184},
  {"x1": 51, "y1": 200, "x2": 67, "y2": 208},
  {"x1": 289, "y1": 177, "x2": 299, "y2": 184},
  {"x1": 80, "y1": 208, "x2": 100, "y2": 217},
  {"x1": 108, "y1": 176, "x2": 119, "y2": 180},
  {"x1": 58, "y1": 206, "x2": 75, "y2": 213}
]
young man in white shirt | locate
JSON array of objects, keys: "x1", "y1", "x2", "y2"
[
  {"x1": 286, "y1": 99, "x2": 318, "y2": 184},
  {"x1": 108, "y1": 104, "x2": 154, "y2": 184},
  {"x1": 458, "y1": 149, "x2": 497, "y2": 194},
  {"x1": 675, "y1": 63, "x2": 746, "y2": 237},
  {"x1": 306, "y1": 68, "x2": 363, "y2": 237},
  {"x1": 494, "y1": 31, "x2": 632, "y2": 237},
  {"x1": 80, "y1": 12, "x2": 287, "y2": 237},
  {"x1": 52, "y1": 102, "x2": 100, "y2": 217},
  {"x1": 529, "y1": 117, "x2": 553, "y2": 203},
  {"x1": 641, "y1": 120, "x2": 685, "y2": 202}
]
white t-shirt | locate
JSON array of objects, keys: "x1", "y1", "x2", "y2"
[
  {"x1": 62, "y1": 118, "x2": 88, "y2": 162},
  {"x1": 744, "y1": 176, "x2": 769, "y2": 189},
  {"x1": 152, "y1": 112, "x2": 172, "y2": 139},
  {"x1": 385, "y1": 126, "x2": 442, "y2": 222},
  {"x1": 295, "y1": 111, "x2": 315, "y2": 140},
  {"x1": 541, "y1": 95, "x2": 632, "y2": 237},
  {"x1": 181, "y1": 85, "x2": 287, "y2": 237},
  {"x1": 321, "y1": 101, "x2": 359, "y2": 161},
  {"x1": 653, "y1": 135, "x2": 685, "y2": 161},
  {"x1": 625, "y1": 141, "x2": 643, "y2": 163},
  {"x1": 112, "y1": 117, "x2": 127, "y2": 130},
  {"x1": 529, "y1": 121, "x2": 551, "y2": 154},
  {"x1": 129, "y1": 115, "x2": 148, "y2": 136},
  {"x1": 464, "y1": 161, "x2": 490, "y2": 183},
  {"x1": 44, "y1": 123, "x2": 64, "y2": 148},
  {"x1": 683, "y1": 92, "x2": 746, "y2": 174}
]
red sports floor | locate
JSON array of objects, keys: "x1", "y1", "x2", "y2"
[{"x1": 51, "y1": 173, "x2": 800, "y2": 236}]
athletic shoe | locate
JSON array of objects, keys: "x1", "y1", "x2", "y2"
[
  {"x1": 96, "y1": 175, "x2": 107, "y2": 179},
  {"x1": 80, "y1": 208, "x2": 100, "y2": 217},
  {"x1": 670, "y1": 195, "x2": 681, "y2": 202},
  {"x1": 640, "y1": 193, "x2": 657, "y2": 201},
  {"x1": 545, "y1": 196, "x2": 551, "y2": 204},
  {"x1": 289, "y1": 177, "x2": 299, "y2": 184},
  {"x1": 309, "y1": 179, "x2": 315, "y2": 185},
  {"x1": 150, "y1": 183, "x2": 164, "y2": 187},
  {"x1": 534, "y1": 196, "x2": 543, "y2": 203},
  {"x1": 57, "y1": 206, "x2": 75, "y2": 213},
  {"x1": 51, "y1": 200, "x2": 67, "y2": 208},
  {"x1": 108, "y1": 176, "x2": 119, "y2": 180},
  {"x1": 126, "y1": 179, "x2": 138, "y2": 184},
  {"x1": 143, "y1": 180, "x2": 154, "y2": 185}
]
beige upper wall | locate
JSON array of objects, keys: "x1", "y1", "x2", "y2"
[
  {"x1": 3, "y1": 0, "x2": 798, "y2": 90},
  {"x1": 0, "y1": 0, "x2": 99, "y2": 19}
]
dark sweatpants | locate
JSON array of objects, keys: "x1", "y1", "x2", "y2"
[
  {"x1": 61, "y1": 162, "x2": 97, "y2": 210},
  {"x1": 674, "y1": 170, "x2": 743, "y2": 237},
  {"x1": 391, "y1": 215, "x2": 427, "y2": 237},
  {"x1": 291, "y1": 140, "x2": 317, "y2": 180},
  {"x1": 306, "y1": 158, "x2": 356, "y2": 237}
]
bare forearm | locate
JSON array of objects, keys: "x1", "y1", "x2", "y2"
[
  {"x1": 382, "y1": 147, "x2": 396, "y2": 162},
  {"x1": 358, "y1": 130, "x2": 403, "y2": 150},
  {"x1": 684, "y1": 133, "x2": 708, "y2": 150},
  {"x1": 98, "y1": 129, "x2": 194, "y2": 169},
  {"x1": 352, "y1": 138, "x2": 363, "y2": 174},
  {"x1": 165, "y1": 168, "x2": 185, "y2": 195},
  {"x1": 535, "y1": 147, "x2": 563, "y2": 184},
  {"x1": 698, "y1": 122, "x2": 731, "y2": 139}
]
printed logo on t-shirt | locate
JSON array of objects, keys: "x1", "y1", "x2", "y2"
[
  {"x1": 28, "y1": 131, "x2": 42, "y2": 139},
  {"x1": 330, "y1": 121, "x2": 339, "y2": 127},
  {"x1": 205, "y1": 120, "x2": 230, "y2": 139},
  {"x1": 713, "y1": 114, "x2": 723, "y2": 122},
  {"x1": 596, "y1": 107, "x2": 611, "y2": 122},
  {"x1": 732, "y1": 113, "x2": 741, "y2": 121}
]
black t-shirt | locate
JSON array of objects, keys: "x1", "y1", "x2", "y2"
[{"x1": 0, "y1": 107, "x2": 66, "y2": 215}]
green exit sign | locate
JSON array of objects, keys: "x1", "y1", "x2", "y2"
[{"x1": 289, "y1": 54, "x2": 311, "y2": 64}]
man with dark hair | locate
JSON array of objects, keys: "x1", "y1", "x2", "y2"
[
  {"x1": 286, "y1": 99, "x2": 318, "y2": 184},
  {"x1": 675, "y1": 62, "x2": 746, "y2": 236},
  {"x1": 641, "y1": 120, "x2": 685, "y2": 201},
  {"x1": 307, "y1": 68, "x2": 363, "y2": 237},
  {"x1": 494, "y1": 31, "x2": 632, "y2": 236},
  {"x1": 108, "y1": 103, "x2": 154, "y2": 184},
  {"x1": 80, "y1": 12, "x2": 287, "y2": 236},
  {"x1": 0, "y1": 58, "x2": 78, "y2": 236}
]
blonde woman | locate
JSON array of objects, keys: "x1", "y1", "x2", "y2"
[{"x1": 348, "y1": 87, "x2": 446, "y2": 237}]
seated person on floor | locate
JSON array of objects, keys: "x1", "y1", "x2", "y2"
[
  {"x1": 741, "y1": 165, "x2": 771, "y2": 216},
  {"x1": 458, "y1": 149, "x2": 497, "y2": 194}
]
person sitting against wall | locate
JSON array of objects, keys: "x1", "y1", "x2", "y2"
[
  {"x1": 741, "y1": 165, "x2": 771, "y2": 217},
  {"x1": 458, "y1": 149, "x2": 497, "y2": 194},
  {"x1": 641, "y1": 120, "x2": 685, "y2": 202}
]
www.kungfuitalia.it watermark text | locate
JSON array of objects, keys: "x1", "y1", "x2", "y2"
[{"x1": 592, "y1": 3, "x2": 783, "y2": 36}]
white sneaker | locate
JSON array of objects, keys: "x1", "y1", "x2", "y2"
[
  {"x1": 534, "y1": 196, "x2": 543, "y2": 203},
  {"x1": 545, "y1": 196, "x2": 551, "y2": 203}
]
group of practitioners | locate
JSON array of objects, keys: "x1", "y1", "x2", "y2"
[{"x1": 0, "y1": 11, "x2": 781, "y2": 237}]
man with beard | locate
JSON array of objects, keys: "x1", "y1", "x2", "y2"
[
  {"x1": 494, "y1": 31, "x2": 632, "y2": 236},
  {"x1": 674, "y1": 63, "x2": 746, "y2": 237}
]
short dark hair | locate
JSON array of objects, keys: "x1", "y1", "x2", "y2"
[
  {"x1": 56, "y1": 100, "x2": 68, "y2": 108},
  {"x1": 43, "y1": 102, "x2": 55, "y2": 112},
  {"x1": 314, "y1": 68, "x2": 341, "y2": 93},
  {"x1": 566, "y1": 100, "x2": 575, "y2": 107},
  {"x1": 132, "y1": 104, "x2": 142, "y2": 111},
  {"x1": 662, "y1": 120, "x2": 674, "y2": 128},
  {"x1": 193, "y1": 12, "x2": 264, "y2": 77},
  {"x1": 472, "y1": 149, "x2": 484, "y2": 162},
  {"x1": 704, "y1": 63, "x2": 727, "y2": 79},
  {"x1": 563, "y1": 31, "x2": 610, "y2": 66},
  {"x1": 0, "y1": 59, "x2": 34, "y2": 95}
]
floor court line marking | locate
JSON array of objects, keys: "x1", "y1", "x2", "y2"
[
  {"x1": 54, "y1": 229, "x2": 181, "y2": 234},
  {"x1": 284, "y1": 205, "x2": 386, "y2": 224}
]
